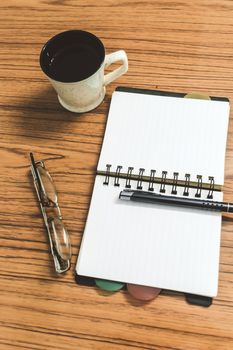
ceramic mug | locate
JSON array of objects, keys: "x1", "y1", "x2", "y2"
[{"x1": 40, "y1": 30, "x2": 128, "y2": 112}]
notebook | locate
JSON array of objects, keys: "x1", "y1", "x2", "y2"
[{"x1": 76, "y1": 87, "x2": 230, "y2": 297}]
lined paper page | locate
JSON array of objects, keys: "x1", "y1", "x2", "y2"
[
  {"x1": 98, "y1": 91, "x2": 230, "y2": 185},
  {"x1": 77, "y1": 175, "x2": 223, "y2": 296}
]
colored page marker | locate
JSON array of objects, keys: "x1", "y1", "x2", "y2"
[
  {"x1": 127, "y1": 284, "x2": 161, "y2": 301},
  {"x1": 95, "y1": 279, "x2": 125, "y2": 292},
  {"x1": 184, "y1": 92, "x2": 210, "y2": 100}
]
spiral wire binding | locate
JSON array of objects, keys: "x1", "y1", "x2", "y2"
[
  {"x1": 125, "y1": 167, "x2": 134, "y2": 188},
  {"x1": 103, "y1": 164, "x2": 111, "y2": 185},
  {"x1": 148, "y1": 170, "x2": 156, "y2": 191},
  {"x1": 160, "y1": 171, "x2": 167, "y2": 193},
  {"x1": 137, "y1": 168, "x2": 145, "y2": 189},
  {"x1": 114, "y1": 166, "x2": 122, "y2": 186},
  {"x1": 207, "y1": 176, "x2": 214, "y2": 199},
  {"x1": 195, "y1": 175, "x2": 203, "y2": 198},
  {"x1": 103, "y1": 164, "x2": 216, "y2": 198},
  {"x1": 171, "y1": 172, "x2": 179, "y2": 195},
  {"x1": 183, "y1": 174, "x2": 190, "y2": 196}
]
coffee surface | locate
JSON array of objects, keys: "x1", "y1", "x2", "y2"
[{"x1": 48, "y1": 43, "x2": 101, "y2": 82}]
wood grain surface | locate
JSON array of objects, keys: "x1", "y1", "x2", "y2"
[{"x1": 1, "y1": 1, "x2": 233, "y2": 349}]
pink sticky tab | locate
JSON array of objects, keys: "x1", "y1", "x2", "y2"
[{"x1": 127, "y1": 284, "x2": 161, "y2": 301}]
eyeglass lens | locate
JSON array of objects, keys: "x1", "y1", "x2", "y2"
[
  {"x1": 37, "y1": 164, "x2": 58, "y2": 204},
  {"x1": 49, "y1": 217, "x2": 71, "y2": 260}
]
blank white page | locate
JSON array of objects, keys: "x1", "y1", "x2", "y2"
[
  {"x1": 76, "y1": 175, "x2": 223, "y2": 296},
  {"x1": 98, "y1": 91, "x2": 230, "y2": 185}
]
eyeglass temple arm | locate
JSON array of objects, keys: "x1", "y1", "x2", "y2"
[
  {"x1": 30, "y1": 153, "x2": 44, "y2": 195},
  {"x1": 30, "y1": 152, "x2": 52, "y2": 206},
  {"x1": 30, "y1": 152, "x2": 56, "y2": 207}
]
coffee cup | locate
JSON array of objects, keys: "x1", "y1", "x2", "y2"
[{"x1": 40, "y1": 30, "x2": 128, "y2": 112}]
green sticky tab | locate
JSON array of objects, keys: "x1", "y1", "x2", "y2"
[
  {"x1": 184, "y1": 92, "x2": 210, "y2": 100},
  {"x1": 95, "y1": 279, "x2": 125, "y2": 292}
]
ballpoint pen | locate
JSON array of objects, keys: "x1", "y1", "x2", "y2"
[{"x1": 119, "y1": 189, "x2": 233, "y2": 213}]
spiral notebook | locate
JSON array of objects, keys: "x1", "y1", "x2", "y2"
[{"x1": 76, "y1": 87, "x2": 230, "y2": 297}]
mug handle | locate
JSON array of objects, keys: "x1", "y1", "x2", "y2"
[{"x1": 104, "y1": 50, "x2": 128, "y2": 86}]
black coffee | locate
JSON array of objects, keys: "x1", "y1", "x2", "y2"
[{"x1": 48, "y1": 44, "x2": 101, "y2": 82}]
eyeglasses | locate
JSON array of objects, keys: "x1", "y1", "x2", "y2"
[{"x1": 30, "y1": 152, "x2": 71, "y2": 273}]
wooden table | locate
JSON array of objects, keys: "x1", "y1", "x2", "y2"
[{"x1": 1, "y1": 1, "x2": 233, "y2": 349}]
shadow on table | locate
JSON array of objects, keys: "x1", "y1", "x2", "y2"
[{"x1": 14, "y1": 86, "x2": 105, "y2": 139}]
